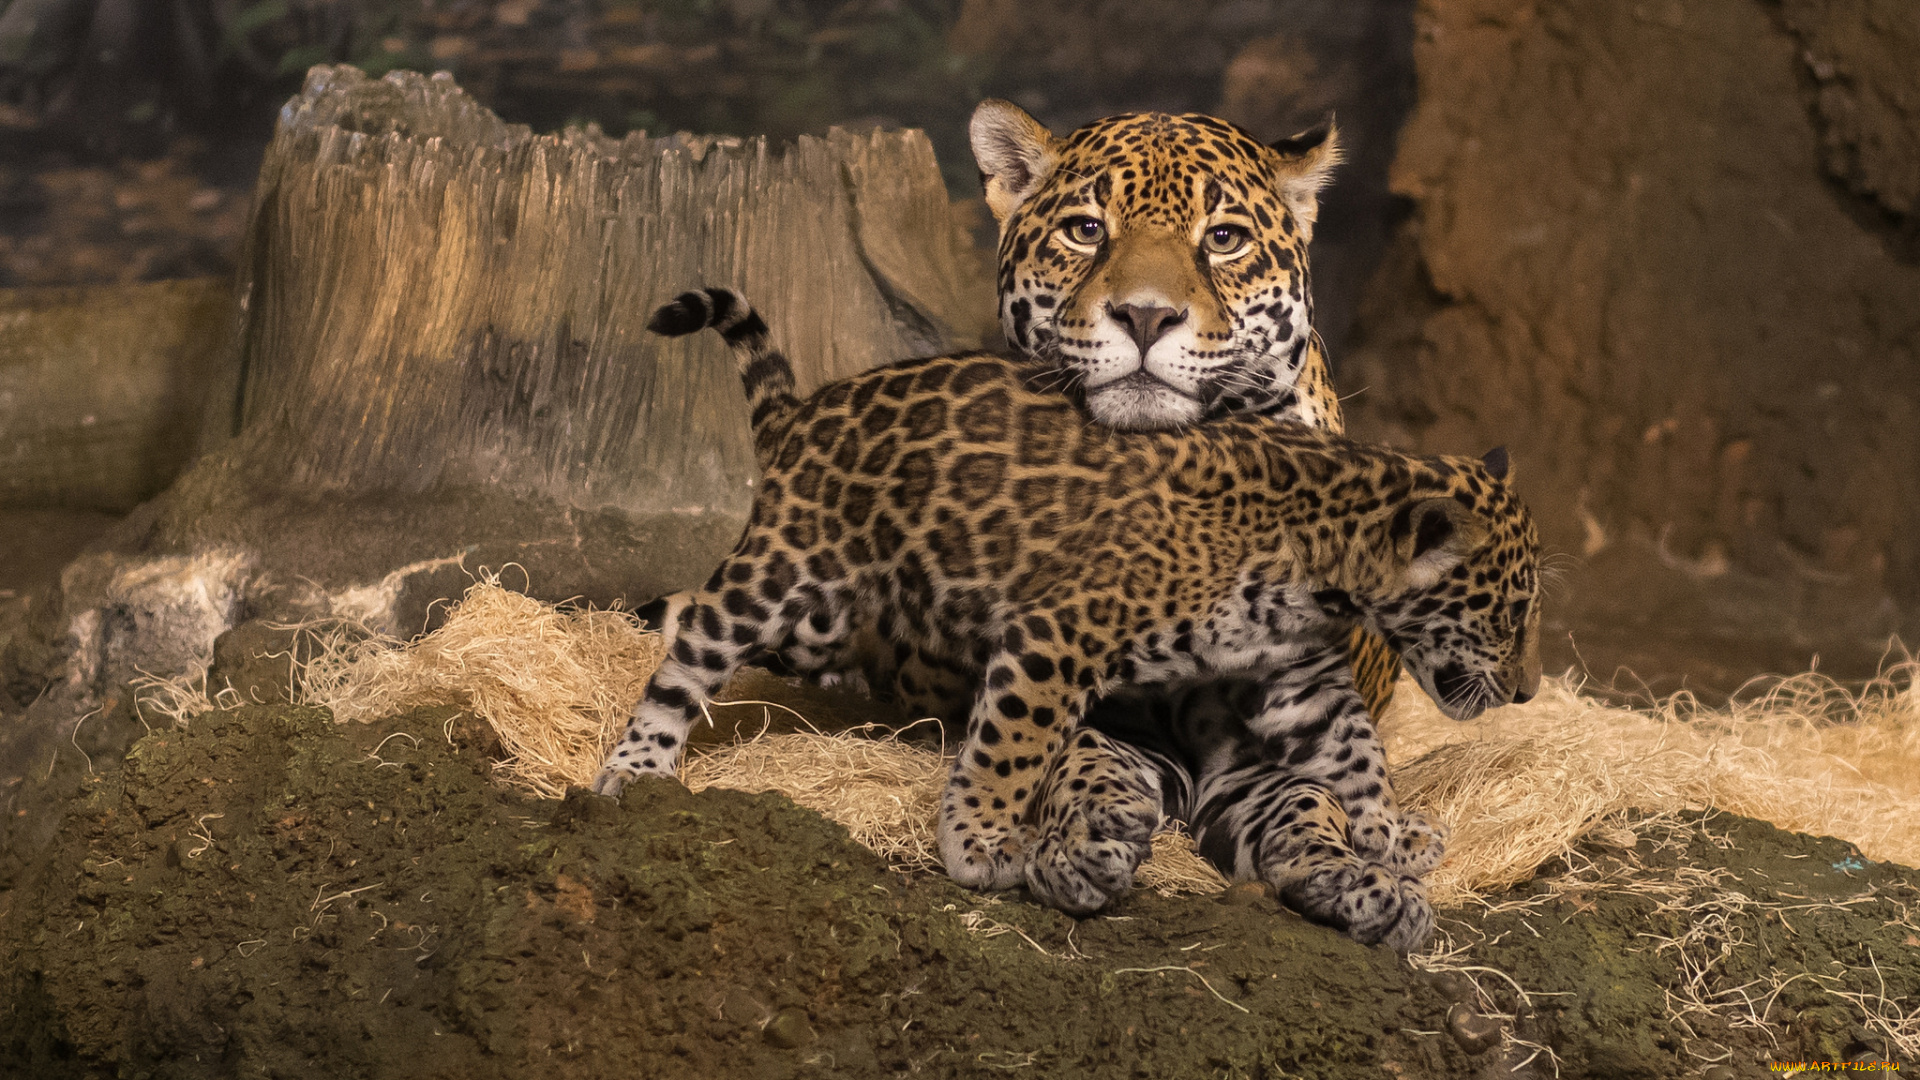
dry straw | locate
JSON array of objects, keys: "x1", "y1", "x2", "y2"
[
  {"x1": 681, "y1": 721, "x2": 947, "y2": 871},
  {"x1": 1385, "y1": 659, "x2": 1920, "y2": 906},
  {"x1": 294, "y1": 575, "x2": 665, "y2": 799},
  {"x1": 166, "y1": 576, "x2": 1917, "y2": 903}
]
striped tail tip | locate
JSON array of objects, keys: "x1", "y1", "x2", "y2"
[{"x1": 646, "y1": 291, "x2": 719, "y2": 337}]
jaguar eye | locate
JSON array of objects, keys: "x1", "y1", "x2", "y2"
[
  {"x1": 1059, "y1": 216, "x2": 1106, "y2": 246},
  {"x1": 1510, "y1": 598, "x2": 1531, "y2": 622},
  {"x1": 1203, "y1": 224, "x2": 1250, "y2": 255}
]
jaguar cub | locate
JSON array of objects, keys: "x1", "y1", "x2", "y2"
[{"x1": 594, "y1": 296, "x2": 1543, "y2": 950}]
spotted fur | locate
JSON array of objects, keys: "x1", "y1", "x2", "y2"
[
  {"x1": 969, "y1": 104, "x2": 1429, "y2": 941},
  {"x1": 592, "y1": 345, "x2": 1543, "y2": 943}
]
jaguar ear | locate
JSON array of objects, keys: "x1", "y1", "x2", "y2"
[
  {"x1": 1268, "y1": 118, "x2": 1334, "y2": 158},
  {"x1": 1481, "y1": 446, "x2": 1509, "y2": 481},
  {"x1": 970, "y1": 99, "x2": 1063, "y2": 223},
  {"x1": 1270, "y1": 116, "x2": 1341, "y2": 244},
  {"x1": 1389, "y1": 497, "x2": 1488, "y2": 590}
]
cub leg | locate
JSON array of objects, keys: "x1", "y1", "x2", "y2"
[
  {"x1": 592, "y1": 590, "x2": 744, "y2": 796},
  {"x1": 891, "y1": 645, "x2": 975, "y2": 723},
  {"x1": 938, "y1": 633, "x2": 1100, "y2": 891},
  {"x1": 638, "y1": 587, "x2": 872, "y2": 691},
  {"x1": 593, "y1": 570, "x2": 843, "y2": 797},
  {"x1": 634, "y1": 591, "x2": 693, "y2": 647}
]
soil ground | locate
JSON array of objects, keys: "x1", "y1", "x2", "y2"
[{"x1": 2, "y1": 696, "x2": 1914, "y2": 1079}]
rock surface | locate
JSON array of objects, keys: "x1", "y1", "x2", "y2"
[
  {"x1": 0, "y1": 279, "x2": 230, "y2": 511},
  {"x1": 1344, "y1": 0, "x2": 1920, "y2": 696}
]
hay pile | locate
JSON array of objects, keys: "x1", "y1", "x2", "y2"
[
  {"x1": 1386, "y1": 662, "x2": 1920, "y2": 906},
  {"x1": 182, "y1": 578, "x2": 1916, "y2": 904},
  {"x1": 682, "y1": 724, "x2": 947, "y2": 870},
  {"x1": 293, "y1": 580, "x2": 666, "y2": 798}
]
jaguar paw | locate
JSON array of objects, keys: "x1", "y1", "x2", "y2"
[
  {"x1": 1276, "y1": 859, "x2": 1435, "y2": 953},
  {"x1": 591, "y1": 745, "x2": 681, "y2": 798},
  {"x1": 938, "y1": 816, "x2": 1033, "y2": 892},
  {"x1": 1023, "y1": 808, "x2": 1151, "y2": 915},
  {"x1": 1386, "y1": 810, "x2": 1450, "y2": 877},
  {"x1": 1333, "y1": 865, "x2": 1434, "y2": 953}
]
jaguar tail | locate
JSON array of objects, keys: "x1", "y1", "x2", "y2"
[{"x1": 647, "y1": 288, "x2": 801, "y2": 458}]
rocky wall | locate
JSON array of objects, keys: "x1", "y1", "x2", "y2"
[{"x1": 1343, "y1": 0, "x2": 1920, "y2": 693}]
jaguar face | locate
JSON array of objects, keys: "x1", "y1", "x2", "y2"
[
  {"x1": 1367, "y1": 450, "x2": 1543, "y2": 721},
  {"x1": 970, "y1": 99, "x2": 1340, "y2": 431}
]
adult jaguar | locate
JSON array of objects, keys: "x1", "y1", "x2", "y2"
[{"x1": 619, "y1": 102, "x2": 1457, "y2": 946}]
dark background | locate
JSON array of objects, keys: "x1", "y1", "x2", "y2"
[{"x1": 2, "y1": 0, "x2": 1916, "y2": 701}]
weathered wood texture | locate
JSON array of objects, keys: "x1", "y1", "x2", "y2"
[
  {"x1": 0, "y1": 279, "x2": 230, "y2": 511},
  {"x1": 211, "y1": 65, "x2": 992, "y2": 520}
]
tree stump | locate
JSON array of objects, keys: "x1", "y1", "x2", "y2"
[
  {"x1": 148, "y1": 64, "x2": 987, "y2": 617},
  {"x1": 2, "y1": 65, "x2": 993, "y2": 782},
  {"x1": 211, "y1": 66, "x2": 988, "y2": 521}
]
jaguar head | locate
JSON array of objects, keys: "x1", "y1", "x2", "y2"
[
  {"x1": 1361, "y1": 448, "x2": 1543, "y2": 721},
  {"x1": 970, "y1": 99, "x2": 1340, "y2": 431}
]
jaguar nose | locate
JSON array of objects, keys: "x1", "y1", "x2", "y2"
[{"x1": 1109, "y1": 302, "x2": 1186, "y2": 356}]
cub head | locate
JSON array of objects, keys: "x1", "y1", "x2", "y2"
[
  {"x1": 1349, "y1": 447, "x2": 1542, "y2": 721},
  {"x1": 970, "y1": 99, "x2": 1340, "y2": 432}
]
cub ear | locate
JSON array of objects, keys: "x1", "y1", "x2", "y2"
[
  {"x1": 1481, "y1": 446, "x2": 1509, "y2": 481},
  {"x1": 1269, "y1": 116, "x2": 1341, "y2": 244},
  {"x1": 1390, "y1": 497, "x2": 1488, "y2": 590},
  {"x1": 1311, "y1": 588, "x2": 1359, "y2": 620},
  {"x1": 970, "y1": 99, "x2": 1063, "y2": 223}
]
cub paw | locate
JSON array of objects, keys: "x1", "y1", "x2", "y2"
[
  {"x1": 1384, "y1": 810, "x2": 1449, "y2": 877},
  {"x1": 592, "y1": 737, "x2": 681, "y2": 797},
  {"x1": 938, "y1": 800, "x2": 1034, "y2": 892},
  {"x1": 589, "y1": 765, "x2": 678, "y2": 799},
  {"x1": 813, "y1": 668, "x2": 872, "y2": 696},
  {"x1": 1023, "y1": 799, "x2": 1153, "y2": 915},
  {"x1": 1279, "y1": 858, "x2": 1435, "y2": 954},
  {"x1": 941, "y1": 831, "x2": 1033, "y2": 892}
]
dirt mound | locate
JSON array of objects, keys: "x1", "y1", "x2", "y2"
[{"x1": 3, "y1": 700, "x2": 1914, "y2": 1078}]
